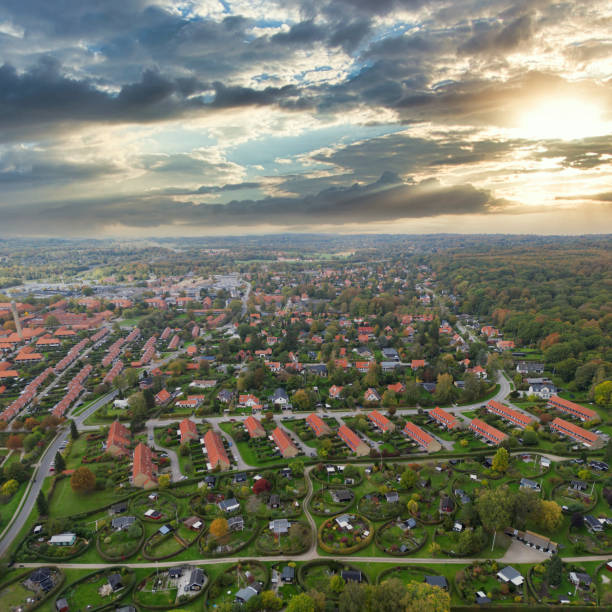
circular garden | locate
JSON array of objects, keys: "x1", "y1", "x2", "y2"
[
  {"x1": 375, "y1": 518, "x2": 427, "y2": 555},
  {"x1": 318, "y1": 513, "x2": 373, "y2": 554},
  {"x1": 309, "y1": 486, "x2": 355, "y2": 516}
]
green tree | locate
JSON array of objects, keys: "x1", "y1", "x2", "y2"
[
  {"x1": 292, "y1": 389, "x2": 311, "y2": 411},
  {"x1": 329, "y1": 573, "x2": 345, "y2": 594},
  {"x1": 545, "y1": 553, "x2": 563, "y2": 587},
  {"x1": 54, "y1": 451, "x2": 66, "y2": 472},
  {"x1": 260, "y1": 590, "x2": 282, "y2": 611},
  {"x1": 433, "y1": 373, "x2": 456, "y2": 405},
  {"x1": 375, "y1": 578, "x2": 409, "y2": 612},
  {"x1": 36, "y1": 490, "x2": 48, "y2": 516},
  {"x1": 402, "y1": 582, "x2": 450, "y2": 612},
  {"x1": 69, "y1": 420, "x2": 79, "y2": 440},
  {"x1": 0, "y1": 479, "x2": 19, "y2": 498},
  {"x1": 476, "y1": 486, "x2": 514, "y2": 549},
  {"x1": 594, "y1": 380, "x2": 612, "y2": 406},
  {"x1": 407, "y1": 499, "x2": 419, "y2": 516},
  {"x1": 338, "y1": 581, "x2": 370, "y2": 612},
  {"x1": 400, "y1": 467, "x2": 418, "y2": 489},
  {"x1": 158, "y1": 474, "x2": 170, "y2": 489},
  {"x1": 285, "y1": 593, "x2": 316, "y2": 612},
  {"x1": 492, "y1": 447, "x2": 509, "y2": 473},
  {"x1": 535, "y1": 500, "x2": 563, "y2": 532}
]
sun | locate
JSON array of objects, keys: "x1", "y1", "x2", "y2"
[{"x1": 516, "y1": 97, "x2": 609, "y2": 141}]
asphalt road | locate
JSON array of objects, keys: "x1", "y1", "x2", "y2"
[{"x1": 0, "y1": 390, "x2": 117, "y2": 558}]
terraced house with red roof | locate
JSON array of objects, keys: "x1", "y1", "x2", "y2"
[
  {"x1": 469, "y1": 418, "x2": 508, "y2": 445},
  {"x1": 106, "y1": 421, "x2": 131, "y2": 457},
  {"x1": 306, "y1": 413, "x2": 332, "y2": 437},
  {"x1": 244, "y1": 415, "x2": 266, "y2": 439},
  {"x1": 203, "y1": 430, "x2": 230, "y2": 471},
  {"x1": 179, "y1": 418, "x2": 198, "y2": 444},
  {"x1": 403, "y1": 421, "x2": 441, "y2": 453},
  {"x1": 132, "y1": 443, "x2": 157, "y2": 489},
  {"x1": 429, "y1": 407, "x2": 458, "y2": 430},
  {"x1": 547, "y1": 396, "x2": 598, "y2": 422},
  {"x1": 368, "y1": 410, "x2": 395, "y2": 433},
  {"x1": 271, "y1": 427, "x2": 299, "y2": 458},
  {"x1": 550, "y1": 417, "x2": 600, "y2": 447},
  {"x1": 487, "y1": 400, "x2": 533, "y2": 429},
  {"x1": 338, "y1": 424, "x2": 370, "y2": 456}
]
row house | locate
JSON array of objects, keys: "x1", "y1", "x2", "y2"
[
  {"x1": 486, "y1": 400, "x2": 533, "y2": 429},
  {"x1": 271, "y1": 427, "x2": 299, "y2": 458},
  {"x1": 550, "y1": 418, "x2": 599, "y2": 447},
  {"x1": 107, "y1": 421, "x2": 131, "y2": 457},
  {"x1": 547, "y1": 396, "x2": 597, "y2": 422},
  {"x1": 338, "y1": 424, "x2": 369, "y2": 456},
  {"x1": 429, "y1": 406, "x2": 459, "y2": 430},
  {"x1": 203, "y1": 429, "x2": 231, "y2": 471},
  {"x1": 244, "y1": 415, "x2": 266, "y2": 439},
  {"x1": 132, "y1": 443, "x2": 157, "y2": 489},
  {"x1": 179, "y1": 418, "x2": 199, "y2": 444},
  {"x1": 469, "y1": 418, "x2": 508, "y2": 445},
  {"x1": 0, "y1": 367, "x2": 53, "y2": 420},
  {"x1": 403, "y1": 421, "x2": 439, "y2": 452},
  {"x1": 368, "y1": 410, "x2": 394, "y2": 432},
  {"x1": 306, "y1": 413, "x2": 332, "y2": 437}
]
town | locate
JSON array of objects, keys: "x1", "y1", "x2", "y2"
[{"x1": 0, "y1": 235, "x2": 609, "y2": 611}]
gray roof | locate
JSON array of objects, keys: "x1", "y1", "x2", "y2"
[
  {"x1": 112, "y1": 516, "x2": 136, "y2": 530},
  {"x1": 498, "y1": 566, "x2": 522, "y2": 581},
  {"x1": 236, "y1": 587, "x2": 258, "y2": 602},
  {"x1": 425, "y1": 575, "x2": 448, "y2": 589}
]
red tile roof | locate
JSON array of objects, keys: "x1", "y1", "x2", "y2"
[
  {"x1": 487, "y1": 400, "x2": 533, "y2": 428},
  {"x1": 403, "y1": 421, "x2": 434, "y2": 447},
  {"x1": 469, "y1": 418, "x2": 508, "y2": 444},
  {"x1": 132, "y1": 443, "x2": 157, "y2": 487},
  {"x1": 338, "y1": 424, "x2": 368, "y2": 453},
  {"x1": 179, "y1": 418, "x2": 198, "y2": 443},
  {"x1": 306, "y1": 413, "x2": 332, "y2": 437},
  {"x1": 548, "y1": 396, "x2": 597, "y2": 421},
  {"x1": 272, "y1": 427, "x2": 298, "y2": 457},
  {"x1": 429, "y1": 406, "x2": 458, "y2": 429},
  {"x1": 204, "y1": 429, "x2": 230, "y2": 469},
  {"x1": 244, "y1": 415, "x2": 266, "y2": 438},
  {"x1": 550, "y1": 417, "x2": 598, "y2": 445},
  {"x1": 107, "y1": 421, "x2": 131, "y2": 456},
  {"x1": 368, "y1": 410, "x2": 393, "y2": 432}
]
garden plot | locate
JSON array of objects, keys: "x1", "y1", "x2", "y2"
[
  {"x1": 131, "y1": 491, "x2": 179, "y2": 522},
  {"x1": 455, "y1": 561, "x2": 526, "y2": 604},
  {"x1": 134, "y1": 566, "x2": 207, "y2": 608},
  {"x1": 206, "y1": 561, "x2": 268, "y2": 609},
  {"x1": 375, "y1": 519, "x2": 428, "y2": 555},
  {"x1": 0, "y1": 567, "x2": 63, "y2": 612},
  {"x1": 57, "y1": 568, "x2": 134, "y2": 611}
]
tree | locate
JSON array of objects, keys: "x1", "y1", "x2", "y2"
[
  {"x1": 433, "y1": 373, "x2": 456, "y2": 405},
  {"x1": 24, "y1": 417, "x2": 38, "y2": 431},
  {"x1": 545, "y1": 553, "x2": 563, "y2": 587},
  {"x1": 179, "y1": 442, "x2": 190, "y2": 457},
  {"x1": 6, "y1": 435, "x2": 23, "y2": 450},
  {"x1": 338, "y1": 581, "x2": 370, "y2": 612},
  {"x1": 407, "y1": 499, "x2": 419, "y2": 516},
  {"x1": 0, "y1": 479, "x2": 19, "y2": 499},
  {"x1": 292, "y1": 389, "x2": 311, "y2": 411},
  {"x1": 23, "y1": 432, "x2": 41, "y2": 452},
  {"x1": 476, "y1": 486, "x2": 514, "y2": 549},
  {"x1": 375, "y1": 578, "x2": 409, "y2": 612},
  {"x1": 70, "y1": 467, "x2": 96, "y2": 493},
  {"x1": 253, "y1": 478, "x2": 272, "y2": 494},
  {"x1": 54, "y1": 451, "x2": 66, "y2": 473},
  {"x1": 70, "y1": 419, "x2": 79, "y2": 440},
  {"x1": 492, "y1": 447, "x2": 509, "y2": 473},
  {"x1": 400, "y1": 467, "x2": 418, "y2": 489},
  {"x1": 260, "y1": 590, "x2": 282, "y2": 611},
  {"x1": 428, "y1": 541, "x2": 441, "y2": 557},
  {"x1": 535, "y1": 500, "x2": 563, "y2": 532},
  {"x1": 36, "y1": 490, "x2": 48, "y2": 516},
  {"x1": 158, "y1": 474, "x2": 170, "y2": 489},
  {"x1": 364, "y1": 362, "x2": 380, "y2": 388},
  {"x1": 402, "y1": 582, "x2": 450, "y2": 612},
  {"x1": 209, "y1": 517, "x2": 228, "y2": 540},
  {"x1": 329, "y1": 574, "x2": 345, "y2": 594},
  {"x1": 594, "y1": 380, "x2": 612, "y2": 406},
  {"x1": 285, "y1": 593, "x2": 316, "y2": 612},
  {"x1": 292, "y1": 459, "x2": 305, "y2": 476}
]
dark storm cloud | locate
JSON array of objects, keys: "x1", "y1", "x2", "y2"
[
  {"x1": 0, "y1": 173, "x2": 504, "y2": 234},
  {"x1": 458, "y1": 14, "x2": 535, "y2": 56}
]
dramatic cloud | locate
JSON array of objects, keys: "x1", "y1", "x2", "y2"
[{"x1": 0, "y1": 0, "x2": 610, "y2": 235}]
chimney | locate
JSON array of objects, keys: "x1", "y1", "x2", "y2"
[{"x1": 10, "y1": 301, "x2": 24, "y2": 340}]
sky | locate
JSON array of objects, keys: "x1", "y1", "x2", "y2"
[{"x1": 0, "y1": 0, "x2": 611, "y2": 237}]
